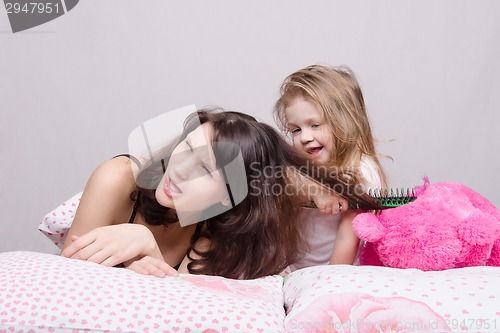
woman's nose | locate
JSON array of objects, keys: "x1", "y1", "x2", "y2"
[{"x1": 171, "y1": 153, "x2": 193, "y2": 181}]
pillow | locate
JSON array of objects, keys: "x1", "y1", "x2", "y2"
[
  {"x1": 0, "y1": 251, "x2": 286, "y2": 333},
  {"x1": 283, "y1": 264, "x2": 500, "y2": 333},
  {"x1": 38, "y1": 191, "x2": 81, "y2": 248}
]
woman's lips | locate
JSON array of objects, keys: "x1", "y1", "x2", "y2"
[{"x1": 164, "y1": 174, "x2": 182, "y2": 198}]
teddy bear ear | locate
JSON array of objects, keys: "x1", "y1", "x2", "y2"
[
  {"x1": 413, "y1": 176, "x2": 431, "y2": 197},
  {"x1": 352, "y1": 212, "x2": 386, "y2": 242}
]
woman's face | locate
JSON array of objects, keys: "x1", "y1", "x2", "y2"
[{"x1": 155, "y1": 123, "x2": 230, "y2": 223}]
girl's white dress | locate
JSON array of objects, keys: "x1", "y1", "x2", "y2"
[{"x1": 289, "y1": 156, "x2": 382, "y2": 271}]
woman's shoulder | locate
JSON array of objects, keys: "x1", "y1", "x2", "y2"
[
  {"x1": 71, "y1": 156, "x2": 139, "y2": 231},
  {"x1": 87, "y1": 156, "x2": 137, "y2": 195}
]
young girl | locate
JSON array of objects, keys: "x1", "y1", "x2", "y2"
[
  {"x1": 61, "y1": 108, "x2": 369, "y2": 279},
  {"x1": 274, "y1": 64, "x2": 387, "y2": 269}
]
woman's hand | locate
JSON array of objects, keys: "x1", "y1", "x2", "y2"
[
  {"x1": 60, "y1": 224, "x2": 162, "y2": 267},
  {"x1": 127, "y1": 256, "x2": 179, "y2": 278}
]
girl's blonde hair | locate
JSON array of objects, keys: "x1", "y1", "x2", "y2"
[{"x1": 274, "y1": 64, "x2": 387, "y2": 188}]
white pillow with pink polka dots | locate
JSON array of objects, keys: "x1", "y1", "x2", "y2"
[
  {"x1": 283, "y1": 264, "x2": 500, "y2": 333},
  {"x1": 0, "y1": 251, "x2": 286, "y2": 333},
  {"x1": 38, "y1": 192, "x2": 82, "y2": 248}
]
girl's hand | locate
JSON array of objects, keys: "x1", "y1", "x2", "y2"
[
  {"x1": 288, "y1": 167, "x2": 348, "y2": 215},
  {"x1": 311, "y1": 190, "x2": 349, "y2": 215},
  {"x1": 60, "y1": 224, "x2": 162, "y2": 267},
  {"x1": 127, "y1": 256, "x2": 179, "y2": 278}
]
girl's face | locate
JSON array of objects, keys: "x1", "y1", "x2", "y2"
[
  {"x1": 155, "y1": 123, "x2": 230, "y2": 222},
  {"x1": 285, "y1": 95, "x2": 333, "y2": 165}
]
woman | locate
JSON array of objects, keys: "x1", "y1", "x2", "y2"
[{"x1": 61, "y1": 108, "x2": 374, "y2": 279}]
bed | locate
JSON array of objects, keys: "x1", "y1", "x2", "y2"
[
  {"x1": 3, "y1": 192, "x2": 498, "y2": 332},
  {"x1": 1, "y1": 251, "x2": 500, "y2": 332}
]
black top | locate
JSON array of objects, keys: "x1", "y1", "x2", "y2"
[{"x1": 113, "y1": 154, "x2": 204, "y2": 270}]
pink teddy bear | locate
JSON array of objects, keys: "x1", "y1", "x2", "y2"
[{"x1": 352, "y1": 178, "x2": 500, "y2": 270}]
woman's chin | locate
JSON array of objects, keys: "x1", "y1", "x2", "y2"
[{"x1": 176, "y1": 210, "x2": 206, "y2": 226}]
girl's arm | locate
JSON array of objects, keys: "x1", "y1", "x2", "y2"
[
  {"x1": 329, "y1": 210, "x2": 361, "y2": 265},
  {"x1": 60, "y1": 156, "x2": 162, "y2": 266}
]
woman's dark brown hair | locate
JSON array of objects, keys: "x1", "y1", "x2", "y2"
[
  {"x1": 134, "y1": 108, "x2": 377, "y2": 279},
  {"x1": 187, "y1": 110, "x2": 310, "y2": 279}
]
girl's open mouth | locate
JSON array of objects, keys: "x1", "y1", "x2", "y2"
[{"x1": 306, "y1": 146, "x2": 323, "y2": 157}]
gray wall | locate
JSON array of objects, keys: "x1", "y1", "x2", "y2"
[{"x1": 1, "y1": 1, "x2": 499, "y2": 254}]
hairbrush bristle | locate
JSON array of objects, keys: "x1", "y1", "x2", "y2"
[{"x1": 369, "y1": 188, "x2": 416, "y2": 208}]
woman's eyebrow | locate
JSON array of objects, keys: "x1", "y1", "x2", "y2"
[{"x1": 186, "y1": 135, "x2": 216, "y2": 169}]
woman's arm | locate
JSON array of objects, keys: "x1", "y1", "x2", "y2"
[
  {"x1": 126, "y1": 255, "x2": 179, "y2": 277},
  {"x1": 329, "y1": 210, "x2": 361, "y2": 265},
  {"x1": 125, "y1": 237, "x2": 208, "y2": 277},
  {"x1": 60, "y1": 156, "x2": 162, "y2": 266}
]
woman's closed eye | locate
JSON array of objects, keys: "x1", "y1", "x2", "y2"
[
  {"x1": 184, "y1": 140, "x2": 193, "y2": 152},
  {"x1": 201, "y1": 163, "x2": 212, "y2": 176},
  {"x1": 182, "y1": 140, "x2": 214, "y2": 176}
]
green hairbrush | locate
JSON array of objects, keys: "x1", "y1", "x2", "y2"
[
  {"x1": 368, "y1": 188, "x2": 417, "y2": 209},
  {"x1": 305, "y1": 187, "x2": 417, "y2": 210}
]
